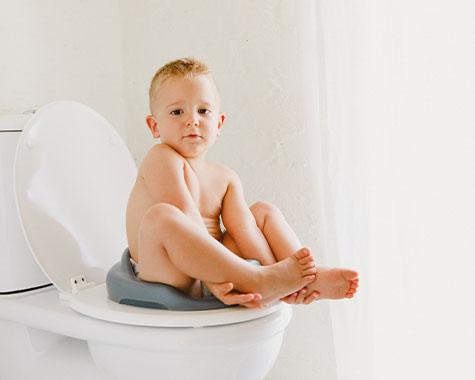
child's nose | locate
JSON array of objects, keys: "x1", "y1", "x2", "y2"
[{"x1": 186, "y1": 114, "x2": 199, "y2": 127}]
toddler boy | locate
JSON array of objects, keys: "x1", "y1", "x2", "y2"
[{"x1": 126, "y1": 58, "x2": 359, "y2": 308}]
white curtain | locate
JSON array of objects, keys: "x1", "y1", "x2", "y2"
[{"x1": 316, "y1": 1, "x2": 475, "y2": 379}]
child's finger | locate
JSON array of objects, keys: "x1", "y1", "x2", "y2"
[
  {"x1": 233, "y1": 294, "x2": 256, "y2": 302},
  {"x1": 241, "y1": 300, "x2": 264, "y2": 309},
  {"x1": 295, "y1": 288, "x2": 307, "y2": 304},
  {"x1": 303, "y1": 291, "x2": 320, "y2": 304},
  {"x1": 280, "y1": 292, "x2": 298, "y2": 304},
  {"x1": 224, "y1": 292, "x2": 261, "y2": 305}
]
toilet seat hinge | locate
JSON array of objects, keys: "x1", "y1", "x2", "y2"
[{"x1": 70, "y1": 275, "x2": 95, "y2": 294}]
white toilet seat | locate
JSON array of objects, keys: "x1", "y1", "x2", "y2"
[
  {"x1": 13, "y1": 101, "x2": 283, "y2": 329},
  {"x1": 70, "y1": 283, "x2": 285, "y2": 328}
]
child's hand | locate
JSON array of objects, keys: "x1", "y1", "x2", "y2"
[
  {"x1": 281, "y1": 287, "x2": 320, "y2": 305},
  {"x1": 204, "y1": 281, "x2": 263, "y2": 309}
]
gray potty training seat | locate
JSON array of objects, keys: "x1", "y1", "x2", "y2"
[{"x1": 106, "y1": 249, "x2": 231, "y2": 311}]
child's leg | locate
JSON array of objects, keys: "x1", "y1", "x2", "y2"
[
  {"x1": 221, "y1": 201, "x2": 301, "y2": 264},
  {"x1": 137, "y1": 203, "x2": 316, "y2": 304},
  {"x1": 249, "y1": 201, "x2": 302, "y2": 262},
  {"x1": 222, "y1": 201, "x2": 359, "y2": 299}
]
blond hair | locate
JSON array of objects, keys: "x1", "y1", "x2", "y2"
[{"x1": 149, "y1": 57, "x2": 211, "y2": 114}]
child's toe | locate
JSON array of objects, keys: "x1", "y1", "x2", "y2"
[
  {"x1": 299, "y1": 255, "x2": 315, "y2": 265},
  {"x1": 303, "y1": 267, "x2": 317, "y2": 276},
  {"x1": 295, "y1": 248, "x2": 311, "y2": 259}
]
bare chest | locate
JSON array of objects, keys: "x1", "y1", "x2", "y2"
[{"x1": 182, "y1": 163, "x2": 226, "y2": 220}]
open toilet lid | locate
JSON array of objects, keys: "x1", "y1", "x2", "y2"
[{"x1": 14, "y1": 101, "x2": 137, "y2": 294}]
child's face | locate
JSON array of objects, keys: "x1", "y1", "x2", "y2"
[{"x1": 146, "y1": 74, "x2": 225, "y2": 160}]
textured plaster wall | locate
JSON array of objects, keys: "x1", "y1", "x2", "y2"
[
  {"x1": 0, "y1": 0, "x2": 127, "y2": 138},
  {"x1": 120, "y1": 1, "x2": 337, "y2": 379}
]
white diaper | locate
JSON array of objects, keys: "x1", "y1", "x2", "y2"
[{"x1": 130, "y1": 258, "x2": 139, "y2": 276}]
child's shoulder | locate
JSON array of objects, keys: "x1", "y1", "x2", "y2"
[
  {"x1": 138, "y1": 144, "x2": 186, "y2": 181},
  {"x1": 141, "y1": 144, "x2": 183, "y2": 168},
  {"x1": 146, "y1": 143, "x2": 180, "y2": 159},
  {"x1": 206, "y1": 161, "x2": 240, "y2": 185}
]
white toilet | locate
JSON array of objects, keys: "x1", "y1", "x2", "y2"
[{"x1": 0, "y1": 101, "x2": 292, "y2": 380}]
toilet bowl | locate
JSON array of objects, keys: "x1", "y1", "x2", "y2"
[{"x1": 0, "y1": 101, "x2": 292, "y2": 380}]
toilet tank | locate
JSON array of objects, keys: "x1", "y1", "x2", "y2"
[{"x1": 0, "y1": 114, "x2": 50, "y2": 293}]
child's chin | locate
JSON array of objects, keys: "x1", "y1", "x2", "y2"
[{"x1": 181, "y1": 148, "x2": 205, "y2": 158}]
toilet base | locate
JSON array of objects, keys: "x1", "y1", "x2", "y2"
[
  {"x1": 89, "y1": 332, "x2": 284, "y2": 380},
  {"x1": 0, "y1": 321, "x2": 104, "y2": 380},
  {"x1": 0, "y1": 318, "x2": 285, "y2": 380},
  {"x1": 0, "y1": 287, "x2": 292, "y2": 380}
]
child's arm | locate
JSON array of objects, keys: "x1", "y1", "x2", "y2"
[
  {"x1": 141, "y1": 144, "x2": 206, "y2": 231},
  {"x1": 221, "y1": 170, "x2": 276, "y2": 264}
]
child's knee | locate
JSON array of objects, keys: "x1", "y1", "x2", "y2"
[
  {"x1": 250, "y1": 201, "x2": 282, "y2": 226},
  {"x1": 141, "y1": 203, "x2": 182, "y2": 231}
]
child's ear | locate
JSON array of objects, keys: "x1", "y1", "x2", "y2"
[
  {"x1": 146, "y1": 115, "x2": 160, "y2": 139},
  {"x1": 216, "y1": 113, "x2": 226, "y2": 136}
]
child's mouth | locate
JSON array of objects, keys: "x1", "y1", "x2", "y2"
[{"x1": 184, "y1": 134, "x2": 201, "y2": 139}]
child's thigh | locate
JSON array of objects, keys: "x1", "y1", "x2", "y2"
[
  {"x1": 137, "y1": 204, "x2": 196, "y2": 291},
  {"x1": 221, "y1": 230, "x2": 243, "y2": 258}
]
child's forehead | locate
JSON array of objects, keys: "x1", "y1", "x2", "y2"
[{"x1": 157, "y1": 74, "x2": 220, "y2": 106}]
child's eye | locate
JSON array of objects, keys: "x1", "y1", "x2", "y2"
[
  {"x1": 170, "y1": 109, "x2": 183, "y2": 115},
  {"x1": 198, "y1": 109, "x2": 210, "y2": 114}
]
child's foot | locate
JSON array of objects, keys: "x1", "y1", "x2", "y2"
[
  {"x1": 256, "y1": 248, "x2": 317, "y2": 305},
  {"x1": 306, "y1": 265, "x2": 359, "y2": 300}
]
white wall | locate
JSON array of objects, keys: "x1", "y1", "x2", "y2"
[
  {"x1": 0, "y1": 0, "x2": 127, "y2": 138},
  {"x1": 120, "y1": 1, "x2": 336, "y2": 379},
  {"x1": 1, "y1": 1, "x2": 337, "y2": 379}
]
